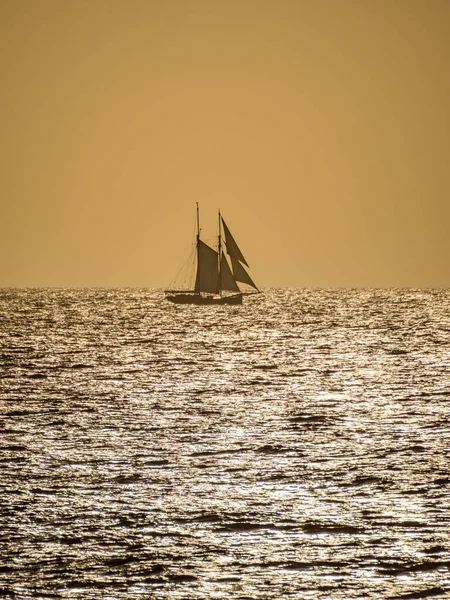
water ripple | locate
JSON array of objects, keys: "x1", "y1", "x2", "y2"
[{"x1": 0, "y1": 288, "x2": 449, "y2": 598}]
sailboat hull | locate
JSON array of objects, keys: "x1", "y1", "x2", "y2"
[{"x1": 165, "y1": 292, "x2": 242, "y2": 305}]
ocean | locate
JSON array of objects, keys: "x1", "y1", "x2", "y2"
[{"x1": 1, "y1": 288, "x2": 449, "y2": 599}]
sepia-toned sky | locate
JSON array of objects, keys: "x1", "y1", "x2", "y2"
[{"x1": 1, "y1": 0, "x2": 449, "y2": 288}]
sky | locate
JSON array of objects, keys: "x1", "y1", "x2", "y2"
[{"x1": 1, "y1": 0, "x2": 449, "y2": 288}]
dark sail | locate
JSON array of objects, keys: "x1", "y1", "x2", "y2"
[
  {"x1": 230, "y1": 254, "x2": 259, "y2": 291},
  {"x1": 220, "y1": 253, "x2": 240, "y2": 292},
  {"x1": 194, "y1": 240, "x2": 219, "y2": 294},
  {"x1": 221, "y1": 218, "x2": 249, "y2": 266}
]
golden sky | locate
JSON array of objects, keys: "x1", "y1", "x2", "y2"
[{"x1": 1, "y1": 0, "x2": 449, "y2": 287}]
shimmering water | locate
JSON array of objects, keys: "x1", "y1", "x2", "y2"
[{"x1": 1, "y1": 288, "x2": 449, "y2": 599}]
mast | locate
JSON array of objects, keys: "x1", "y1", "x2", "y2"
[
  {"x1": 218, "y1": 209, "x2": 222, "y2": 296},
  {"x1": 196, "y1": 202, "x2": 200, "y2": 240},
  {"x1": 196, "y1": 202, "x2": 200, "y2": 295}
]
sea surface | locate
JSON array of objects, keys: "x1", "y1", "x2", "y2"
[{"x1": 1, "y1": 288, "x2": 449, "y2": 599}]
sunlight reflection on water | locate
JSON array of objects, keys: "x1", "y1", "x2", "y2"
[{"x1": 0, "y1": 288, "x2": 449, "y2": 598}]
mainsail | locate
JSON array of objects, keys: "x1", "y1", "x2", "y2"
[
  {"x1": 221, "y1": 218, "x2": 249, "y2": 266},
  {"x1": 194, "y1": 240, "x2": 219, "y2": 294}
]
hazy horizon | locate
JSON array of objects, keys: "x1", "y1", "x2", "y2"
[{"x1": 2, "y1": 0, "x2": 449, "y2": 288}]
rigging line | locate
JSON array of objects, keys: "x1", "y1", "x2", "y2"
[
  {"x1": 165, "y1": 210, "x2": 199, "y2": 288},
  {"x1": 166, "y1": 244, "x2": 196, "y2": 289}
]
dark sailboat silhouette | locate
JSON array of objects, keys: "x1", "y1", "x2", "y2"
[{"x1": 165, "y1": 204, "x2": 260, "y2": 305}]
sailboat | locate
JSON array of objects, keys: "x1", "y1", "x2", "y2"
[{"x1": 165, "y1": 204, "x2": 260, "y2": 305}]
